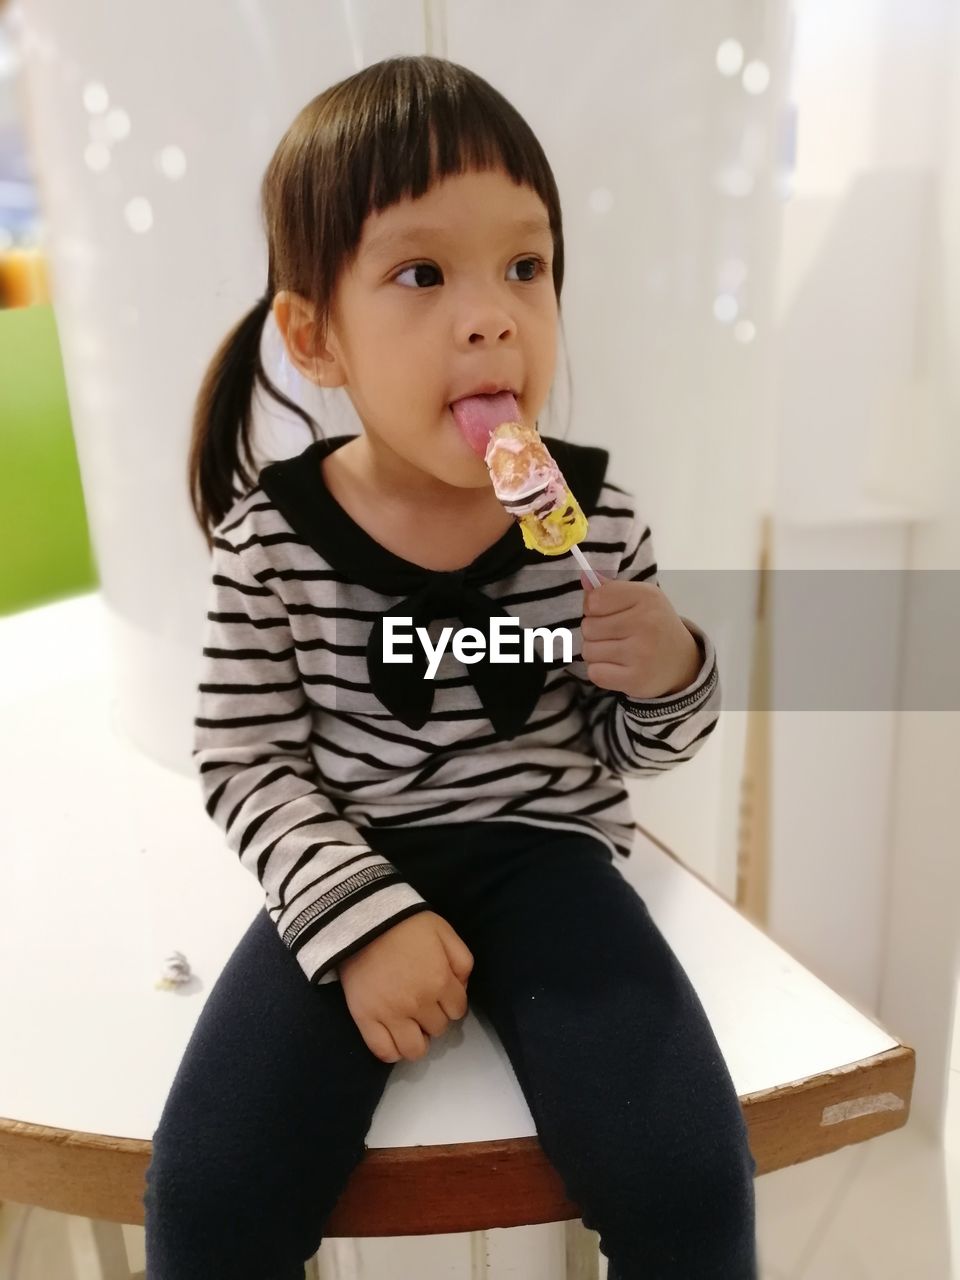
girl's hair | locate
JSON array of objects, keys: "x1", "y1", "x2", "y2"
[{"x1": 188, "y1": 55, "x2": 567, "y2": 548}]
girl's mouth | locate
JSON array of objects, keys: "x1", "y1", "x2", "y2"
[{"x1": 448, "y1": 391, "x2": 523, "y2": 458}]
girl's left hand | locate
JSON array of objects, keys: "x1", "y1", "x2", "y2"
[{"x1": 579, "y1": 571, "x2": 703, "y2": 700}]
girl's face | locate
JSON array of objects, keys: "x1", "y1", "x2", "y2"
[{"x1": 278, "y1": 166, "x2": 559, "y2": 501}]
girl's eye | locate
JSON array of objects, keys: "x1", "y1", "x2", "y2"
[
  {"x1": 394, "y1": 262, "x2": 443, "y2": 289},
  {"x1": 392, "y1": 256, "x2": 548, "y2": 289},
  {"x1": 508, "y1": 256, "x2": 548, "y2": 283}
]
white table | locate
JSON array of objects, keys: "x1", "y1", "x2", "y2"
[{"x1": 0, "y1": 594, "x2": 914, "y2": 1276}]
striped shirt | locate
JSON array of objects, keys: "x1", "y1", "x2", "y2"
[{"x1": 194, "y1": 433, "x2": 721, "y2": 986}]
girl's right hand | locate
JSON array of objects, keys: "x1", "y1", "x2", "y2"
[{"x1": 337, "y1": 911, "x2": 474, "y2": 1063}]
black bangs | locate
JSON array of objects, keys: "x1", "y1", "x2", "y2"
[{"x1": 339, "y1": 58, "x2": 562, "y2": 277}]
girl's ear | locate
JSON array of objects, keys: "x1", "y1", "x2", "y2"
[{"x1": 272, "y1": 291, "x2": 345, "y2": 388}]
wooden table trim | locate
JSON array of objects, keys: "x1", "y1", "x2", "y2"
[{"x1": 0, "y1": 1044, "x2": 914, "y2": 1234}]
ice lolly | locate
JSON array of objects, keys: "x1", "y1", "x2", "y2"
[{"x1": 450, "y1": 391, "x2": 601, "y2": 584}]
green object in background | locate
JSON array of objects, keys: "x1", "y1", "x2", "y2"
[{"x1": 0, "y1": 302, "x2": 98, "y2": 616}]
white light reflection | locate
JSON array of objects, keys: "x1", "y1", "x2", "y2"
[
  {"x1": 105, "y1": 109, "x2": 131, "y2": 141},
  {"x1": 124, "y1": 197, "x2": 153, "y2": 233},
  {"x1": 742, "y1": 61, "x2": 770, "y2": 95},
  {"x1": 156, "y1": 146, "x2": 187, "y2": 180},
  {"x1": 734, "y1": 320, "x2": 756, "y2": 344},
  {"x1": 588, "y1": 187, "x2": 614, "y2": 214},
  {"x1": 83, "y1": 81, "x2": 109, "y2": 113},
  {"x1": 84, "y1": 142, "x2": 110, "y2": 172},
  {"x1": 713, "y1": 294, "x2": 738, "y2": 324},
  {"x1": 716, "y1": 39, "x2": 744, "y2": 77},
  {"x1": 717, "y1": 167, "x2": 754, "y2": 197},
  {"x1": 0, "y1": 40, "x2": 21, "y2": 79}
]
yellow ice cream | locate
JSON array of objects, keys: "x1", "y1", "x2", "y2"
[{"x1": 484, "y1": 422, "x2": 588, "y2": 555}]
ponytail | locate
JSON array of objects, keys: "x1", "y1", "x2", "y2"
[{"x1": 188, "y1": 289, "x2": 320, "y2": 550}]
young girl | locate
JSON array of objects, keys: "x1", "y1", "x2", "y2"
[{"x1": 145, "y1": 55, "x2": 758, "y2": 1280}]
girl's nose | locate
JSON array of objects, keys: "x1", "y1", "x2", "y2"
[
  {"x1": 457, "y1": 297, "x2": 518, "y2": 346},
  {"x1": 468, "y1": 320, "x2": 515, "y2": 344},
  {"x1": 465, "y1": 309, "x2": 519, "y2": 345}
]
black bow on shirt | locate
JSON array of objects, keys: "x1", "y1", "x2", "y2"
[
  {"x1": 258, "y1": 434, "x2": 610, "y2": 740},
  {"x1": 366, "y1": 568, "x2": 547, "y2": 739}
]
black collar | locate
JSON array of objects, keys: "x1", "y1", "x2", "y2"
[{"x1": 258, "y1": 433, "x2": 610, "y2": 738}]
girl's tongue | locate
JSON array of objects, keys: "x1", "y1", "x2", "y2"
[{"x1": 450, "y1": 391, "x2": 520, "y2": 457}]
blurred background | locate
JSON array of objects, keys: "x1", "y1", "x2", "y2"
[
  {"x1": 0, "y1": 0, "x2": 95, "y2": 619},
  {"x1": 0, "y1": 0, "x2": 958, "y2": 1276}
]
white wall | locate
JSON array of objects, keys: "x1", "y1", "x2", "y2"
[
  {"x1": 764, "y1": 0, "x2": 960, "y2": 1140},
  {"x1": 878, "y1": 0, "x2": 960, "y2": 1141}
]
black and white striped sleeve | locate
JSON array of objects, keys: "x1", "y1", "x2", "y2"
[
  {"x1": 192, "y1": 533, "x2": 432, "y2": 985},
  {"x1": 579, "y1": 506, "x2": 722, "y2": 777}
]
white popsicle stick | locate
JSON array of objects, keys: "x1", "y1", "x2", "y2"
[{"x1": 571, "y1": 542, "x2": 602, "y2": 588}]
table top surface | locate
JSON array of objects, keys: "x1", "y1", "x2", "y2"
[{"x1": 0, "y1": 593, "x2": 899, "y2": 1149}]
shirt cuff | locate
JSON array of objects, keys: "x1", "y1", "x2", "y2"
[{"x1": 617, "y1": 618, "x2": 719, "y2": 723}]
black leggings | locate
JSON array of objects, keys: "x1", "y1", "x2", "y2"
[{"x1": 143, "y1": 820, "x2": 758, "y2": 1279}]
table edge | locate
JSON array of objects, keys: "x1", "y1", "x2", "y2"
[{"x1": 0, "y1": 1044, "x2": 915, "y2": 1232}]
